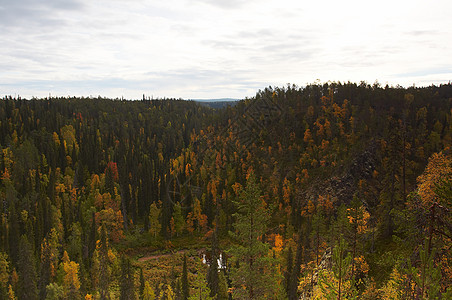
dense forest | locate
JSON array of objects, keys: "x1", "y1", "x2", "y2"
[{"x1": 0, "y1": 82, "x2": 451, "y2": 299}]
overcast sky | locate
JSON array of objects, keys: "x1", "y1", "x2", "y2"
[{"x1": 1, "y1": 0, "x2": 451, "y2": 99}]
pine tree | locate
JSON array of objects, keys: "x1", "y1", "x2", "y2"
[
  {"x1": 318, "y1": 236, "x2": 355, "y2": 300},
  {"x1": 188, "y1": 260, "x2": 213, "y2": 300},
  {"x1": 405, "y1": 239, "x2": 442, "y2": 299},
  {"x1": 229, "y1": 171, "x2": 281, "y2": 299}
]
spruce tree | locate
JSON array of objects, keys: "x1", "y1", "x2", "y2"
[
  {"x1": 18, "y1": 235, "x2": 38, "y2": 300},
  {"x1": 284, "y1": 246, "x2": 293, "y2": 295},
  {"x1": 98, "y1": 225, "x2": 110, "y2": 300},
  {"x1": 182, "y1": 255, "x2": 189, "y2": 300},
  {"x1": 289, "y1": 230, "x2": 304, "y2": 300},
  {"x1": 120, "y1": 256, "x2": 136, "y2": 300},
  {"x1": 207, "y1": 229, "x2": 219, "y2": 298},
  {"x1": 139, "y1": 268, "x2": 145, "y2": 299}
]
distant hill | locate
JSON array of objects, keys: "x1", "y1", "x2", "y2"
[
  {"x1": 191, "y1": 98, "x2": 240, "y2": 102},
  {"x1": 191, "y1": 98, "x2": 240, "y2": 109}
]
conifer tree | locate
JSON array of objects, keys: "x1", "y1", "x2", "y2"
[
  {"x1": 182, "y1": 255, "x2": 189, "y2": 300},
  {"x1": 120, "y1": 256, "x2": 136, "y2": 300},
  {"x1": 188, "y1": 260, "x2": 213, "y2": 300},
  {"x1": 18, "y1": 235, "x2": 38, "y2": 300},
  {"x1": 139, "y1": 268, "x2": 145, "y2": 299},
  {"x1": 173, "y1": 202, "x2": 185, "y2": 236},
  {"x1": 229, "y1": 171, "x2": 280, "y2": 299},
  {"x1": 289, "y1": 230, "x2": 304, "y2": 300},
  {"x1": 318, "y1": 236, "x2": 355, "y2": 300},
  {"x1": 284, "y1": 246, "x2": 293, "y2": 295},
  {"x1": 207, "y1": 229, "x2": 219, "y2": 298},
  {"x1": 217, "y1": 271, "x2": 229, "y2": 300},
  {"x1": 98, "y1": 225, "x2": 110, "y2": 300}
]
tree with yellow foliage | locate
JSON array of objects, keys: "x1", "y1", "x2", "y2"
[
  {"x1": 142, "y1": 281, "x2": 155, "y2": 300},
  {"x1": 346, "y1": 195, "x2": 370, "y2": 278},
  {"x1": 0, "y1": 252, "x2": 9, "y2": 298},
  {"x1": 316, "y1": 236, "x2": 356, "y2": 300},
  {"x1": 60, "y1": 251, "x2": 81, "y2": 300},
  {"x1": 149, "y1": 202, "x2": 162, "y2": 238}
]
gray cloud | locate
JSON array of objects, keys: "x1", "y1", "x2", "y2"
[{"x1": 0, "y1": 0, "x2": 84, "y2": 30}]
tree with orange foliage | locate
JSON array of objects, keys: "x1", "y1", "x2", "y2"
[
  {"x1": 61, "y1": 251, "x2": 81, "y2": 300},
  {"x1": 346, "y1": 195, "x2": 370, "y2": 278}
]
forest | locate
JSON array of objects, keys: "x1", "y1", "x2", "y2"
[{"x1": 0, "y1": 82, "x2": 451, "y2": 299}]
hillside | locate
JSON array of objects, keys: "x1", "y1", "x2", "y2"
[{"x1": 0, "y1": 82, "x2": 451, "y2": 299}]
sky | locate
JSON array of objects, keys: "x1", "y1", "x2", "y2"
[{"x1": 1, "y1": 0, "x2": 452, "y2": 100}]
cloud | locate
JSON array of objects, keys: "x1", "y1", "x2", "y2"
[
  {"x1": 0, "y1": 67, "x2": 266, "y2": 99},
  {"x1": 406, "y1": 30, "x2": 438, "y2": 37},
  {"x1": 394, "y1": 67, "x2": 452, "y2": 78},
  {"x1": 0, "y1": 0, "x2": 84, "y2": 30},
  {"x1": 192, "y1": 0, "x2": 250, "y2": 9},
  {"x1": 1, "y1": 0, "x2": 451, "y2": 99}
]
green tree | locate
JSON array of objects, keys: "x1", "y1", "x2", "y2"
[
  {"x1": 68, "y1": 222, "x2": 82, "y2": 264},
  {"x1": 405, "y1": 240, "x2": 442, "y2": 299},
  {"x1": 45, "y1": 283, "x2": 64, "y2": 300},
  {"x1": 318, "y1": 236, "x2": 355, "y2": 300},
  {"x1": 98, "y1": 225, "x2": 110, "y2": 300},
  {"x1": 207, "y1": 230, "x2": 219, "y2": 298},
  {"x1": 229, "y1": 172, "x2": 281, "y2": 299},
  {"x1": 139, "y1": 268, "x2": 145, "y2": 299},
  {"x1": 217, "y1": 271, "x2": 229, "y2": 300},
  {"x1": 173, "y1": 202, "x2": 185, "y2": 236},
  {"x1": 18, "y1": 235, "x2": 38, "y2": 300},
  {"x1": 120, "y1": 256, "x2": 136, "y2": 300},
  {"x1": 182, "y1": 255, "x2": 189, "y2": 300},
  {"x1": 284, "y1": 246, "x2": 293, "y2": 295},
  {"x1": 188, "y1": 260, "x2": 213, "y2": 300}
]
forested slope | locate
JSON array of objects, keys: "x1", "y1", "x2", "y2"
[{"x1": 0, "y1": 82, "x2": 451, "y2": 299}]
